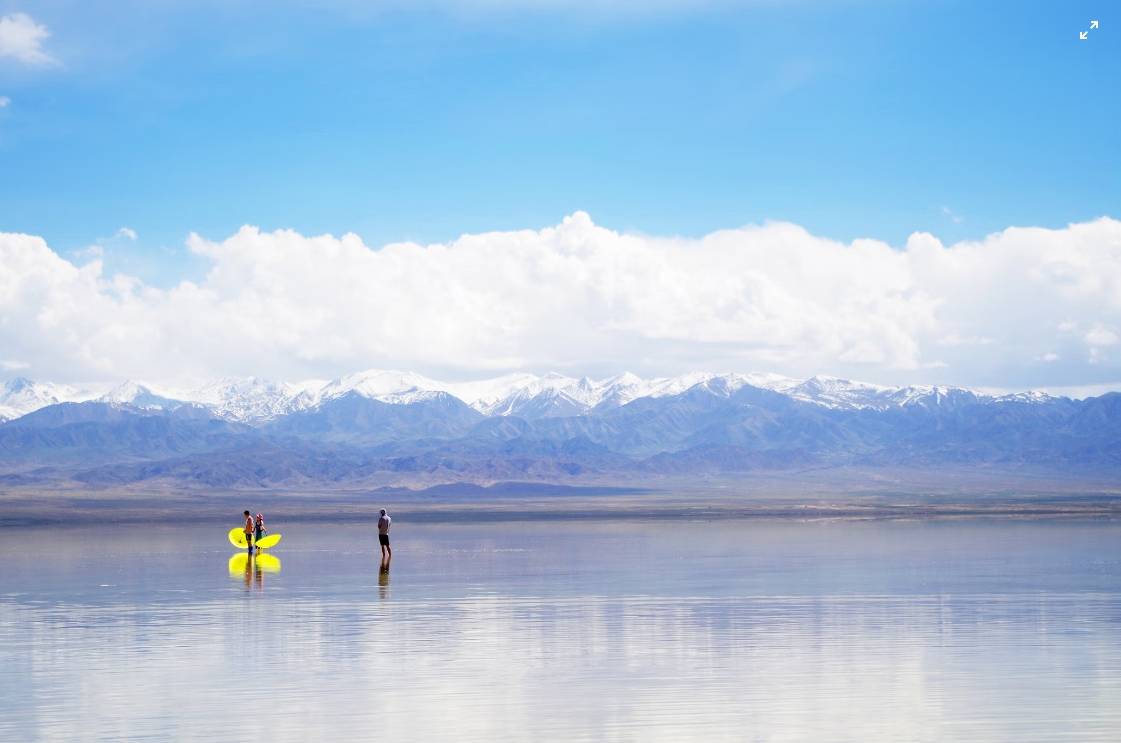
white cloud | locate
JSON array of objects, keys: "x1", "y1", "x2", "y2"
[
  {"x1": 67, "y1": 229, "x2": 137, "y2": 262},
  {"x1": 1085, "y1": 325, "x2": 1118, "y2": 347},
  {"x1": 1, "y1": 214, "x2": 1120, "y2": 388},
  {"x1": 0, "y1": 359, "x2": 29, "y2": 371},
  {"x1": 70, "y1": 244, "x2": 104, "y2": 260},
  {"x1": 0, "y1": 96, "x2": 9, "y2": 107},
  {"x1": 0, "y1": 13, "x2": 56, "y2": 66},
  {"x1": 936, "y1": 334, "x2": 992, "y2": 347},
  {"x1": 940, "y1": 206, "x2": 964, "y2": 224}
]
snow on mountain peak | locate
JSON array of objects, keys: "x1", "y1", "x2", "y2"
[
  {"x1": 607, "y1": 371, "x2": 642, "y2": 386},
  {"x1": 440, "y1": 373, "x2": 541, "y2": 412},
  {"x1": 319, "y1": 369, "x2": 446, "y2": 403},
  {"x1": 186, "y1": 376, "x2": 309, "y2": 422},
  {"x1": 100, "y1": 381, "x2": 184, "y2": 410},
  {"x1": 100, "y1": 380, "x2": 147, "y2": 402},
  {"x1": 993, "y1": 389, "x2": 1056, "y2": 404},
  {"x1": 0, "y1": 369, "x2": 1069, "y2": 424},
  {"x1": 0, "y1": 378, "x2": 96, "y2": 421},
  {"x1": 782, "y1": 375, "x2": 900, "y2": 410},
  {"x1": 4, "y1": 377, "x2": 35, "y2": 393}
]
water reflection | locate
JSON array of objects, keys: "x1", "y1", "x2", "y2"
[
  {"x1": 256, "y1": 553, "x2": 281, "y2": 574},
  {"x1": 1, "y1": 518, "x2": 1119, "y2": 741},
  {"x1": 228, "y1": 552, "x2": 247, "y2": 576},
  {"x1": 378, "y1": 557, "x2": 391, "y2": 599},
  {"x1": 228, "y1": 552, "x2": 281, "y2": 591}
]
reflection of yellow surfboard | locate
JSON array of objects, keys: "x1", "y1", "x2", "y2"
[
  {"x1": 227, "y1": 528, "x2": 282, "y2": 549},
  {"x1": 228, "y1": 553, "x2": 282, "y2": 575},
  {"x1": 229, "y1": 553, "x2": 248, "y2": 574}
]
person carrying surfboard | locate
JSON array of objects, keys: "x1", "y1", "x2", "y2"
[
  {"x1": 378, "y1": 508, "x2": 392, "y2": 560},
  {"x1": 254, "y1": 513, "x2": 267, "y2": 552},
  {"x1": 243, "y1": 510, "x2": 254, "y2": 553}
]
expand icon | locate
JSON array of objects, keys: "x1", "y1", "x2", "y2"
[{"x1": 1079, "y1": 19, "x2": 1100, "y2": 40}]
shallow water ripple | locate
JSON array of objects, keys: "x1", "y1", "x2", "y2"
[{"x1": 2, "y1": 519, "x2": 1120, "y2": 741}]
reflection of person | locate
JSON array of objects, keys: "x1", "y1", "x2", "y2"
[
  {"x1": 378, "y1": 508, "x2": 392, "y2": 560},
  {"x1": 254, "y1": 513, "x2": 267, "y2": 552},
  {"x1": 378, "y1": 559, "x2": 390, "y2": 599},
  {"x1": 243, "y1": 510, "x2": 254, "y2": 553}
]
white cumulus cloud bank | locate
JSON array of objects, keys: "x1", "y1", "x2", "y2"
[
  {"x1": 0, "y1": 13, "x2": 55, "y2": 66},
  {"x1": 1, "y1": 213, "x2": 1120, "y2": 389}
]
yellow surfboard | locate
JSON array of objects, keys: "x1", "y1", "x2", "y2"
[
  {"x1": 228, "y1": 527, "x2": 250, "y2": 549},
  {"x1": 227, "y1": 527, "x2": 282, "y2": 550}
]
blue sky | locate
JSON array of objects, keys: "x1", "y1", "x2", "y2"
[
  {"x1": 1, "y1": 1, "x2": 1120, "y2": 392},
  {"x1": 1, "y1": 1, "x2": 1117, "y2": 285}
]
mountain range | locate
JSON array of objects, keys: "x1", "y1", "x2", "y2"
[{"x1": 0, "y1": 371, "x2": 1118, "y2": 490}]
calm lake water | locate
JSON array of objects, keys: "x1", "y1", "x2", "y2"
[{"x1": 1, "y1": 517, "x2": 1120, "y2": 741}]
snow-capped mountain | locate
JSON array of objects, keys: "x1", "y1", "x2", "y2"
[
  {"x1": 772, "y1": 376, "x2": 1012, "y2": 411},
  {"x1": 993, "y1": 390, "x2": 1058, "y2": 405},
  {"x1": 0, "y1": 378, "x2": 96, "y2": 421},
  {"x1": 0, "y1": 369, "x2": 1115, "y2": 488},
  {"x1": 440, "y1": 373, "x2": 543, "y2": 413},
  {"x1": 187, "y1": 377, "x2": 317, "y2": 422},
  {"x1": 0, "y1": 369, "x2": 1070, "y2": 425},
  {"x1": 98, "y1": 381, "x2": 186, "y2": 411},
  {"x1": 481, "y1": 373, "x2": 604, "y2": 418},
  {"x1": 314, "y1": 370, "x2": 450, "y2": 407},
  {"x1": 383, "y1": 370, "x2": 799, "y2": 418},
  {"x1": 779, "y1": 375, "x2": 895, "y2": 409}
]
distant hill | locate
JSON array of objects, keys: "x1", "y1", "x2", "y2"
[{"x1": 0, "y1": 370, "x2": 1117, "y2": 489}]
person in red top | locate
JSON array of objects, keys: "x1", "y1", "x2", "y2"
[{"x1": 243, "y1": 510, "x2": 254, "y2": 553}]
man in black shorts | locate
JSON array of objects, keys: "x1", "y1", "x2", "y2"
[{"x1": 377, "y1": 508, "x2": 392, "y2": 560}]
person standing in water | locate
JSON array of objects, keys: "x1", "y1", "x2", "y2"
[
  {"x1": 377, "y1": 508, "x2": 392, "y2": 560},
  {"x1": 243, "y1": 510, "x2": 254, "y2": 553},
  {"x1": 254, "y1": 513, "x2": 267, "y2": 552}
]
